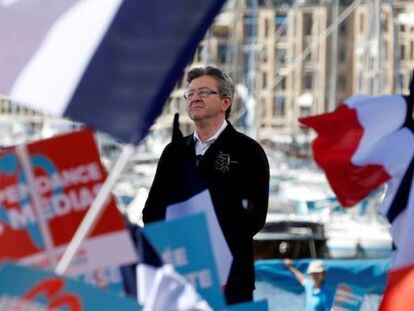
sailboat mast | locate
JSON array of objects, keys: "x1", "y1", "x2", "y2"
[{"x1": 328, "y1": 0, "x2": 339, "y2": 111}]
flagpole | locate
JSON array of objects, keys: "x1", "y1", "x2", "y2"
[
  {"x1": 55, "y1": 143, "x2": 136, "y2": 275},
  {"x1": 16, "y1": 144, "x2": 57, "y2": 268}
]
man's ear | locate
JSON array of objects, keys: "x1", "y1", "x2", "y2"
[{"x1": 222, "y1": 97, "x2": 231, "y2": 112}]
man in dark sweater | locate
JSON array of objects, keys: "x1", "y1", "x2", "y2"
[{"x1": 142, "y1": 66, "x2": 269, "y2": 304}]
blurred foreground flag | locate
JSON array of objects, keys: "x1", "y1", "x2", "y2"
[
  {"x1": 380, "y1": 264, "x2": 414, "y2": 311},
  {"x1": 300, "y1": 94, "x2": 414, "y2": 268},
  {"x1": 136, "y1": 226, "x2": 213, "y2": 311},
  {"x1": 141, "y1": 214, "x2": 226, "y2": 309},
  {"x1": 0, "y1": 129, "x2": 137, "y2": 273},
  {"x1": 0, "y1": 263, "x2": 139, "y2": 310},
  {"x1": 0, "y1": 0, "x2": 225, "y2": 144}
]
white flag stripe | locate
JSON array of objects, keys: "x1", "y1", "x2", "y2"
[
  {"x1": 346, "y1": 95, "x2": 414, "y2": 269},
  {"x1": 353, "y1": 129, "x2": 414, "y2": 231},
  {"x1": 10, "y1": 0, "x2": 123, "y2": 115},
  {"x1": 346, "y1": 95, "x2": 407, "y2": 166},
  {"x1": 143, "y1": 265, "x2": 212, "y2": 311},
  {"x1": 0, "y1": 0, "x2": 82, "y2": 92},
  {"x1": 166, "y1": 190, "x2": 232, "y2": 286},
  {"x1": 136, "y1": 263, "x2": 158, "y2": 306},
  {"x1": 352, "y1": 128, "x2": 414, "y2": 175}
]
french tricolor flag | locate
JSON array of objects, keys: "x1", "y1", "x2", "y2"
[
  {"x1": 300, "y1": 94, "x2": 414, "y2": 309},
  {"x1": 0, "y1": 0, "x2": 225, "y2": 144}
]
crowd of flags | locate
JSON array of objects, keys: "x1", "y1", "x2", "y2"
[{"x1": 1, "y1": 0, "x2": 414, "y2": 309}]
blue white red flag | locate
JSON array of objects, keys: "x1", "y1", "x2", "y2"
[
  {"x1": 0, "y1": 0, "x2": 225, "y2": 144},
  {"x1": 300, "y1": 94, "x2": 414, "y2": 309},
  {"x1": 300, "y1": 94, "x2": 414, "y2": 269}
]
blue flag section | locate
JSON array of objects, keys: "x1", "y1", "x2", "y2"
[
  {"x1": 0, "y1": 263, "x2": 139, "y2": 310},
  {"x1": 67, "y1": 0, "x2": 226, "y2": 144},
  {"x1": 143, "y1": 213, "x2": 226, "y2": 309},
  {"x1": 254, "y1": 259, "x2": 390, "y2": 310},
  {"x1": 0, "y1": 0, "x2": 226, "y2": 144}
]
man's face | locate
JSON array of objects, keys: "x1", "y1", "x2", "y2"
[{"x1": 186, "y1": 76, "x2": 230, "y2": 123}]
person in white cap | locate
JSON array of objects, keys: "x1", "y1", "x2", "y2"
[{"x1": 284, "y1": 258, "x2": 333, "y2": 311}]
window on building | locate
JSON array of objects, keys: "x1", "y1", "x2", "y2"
[
  {"x1": 262, "y1": 72, "x2": 268, "y2": 89},
  {"x1": 383, "y1": 41, "x2": 389, "y2": 60},
  {"x1": 261, "y1": 99, "x2": 267, "y2": 119},
  {"x1": 400, "y1": 23, "x2": 406, "y2": 32},
  {"x1": 264, "y1": 18, "x2": 270, "y2": 38},
  {"x1": 276, "y1": 48, "x2": 287, "y2": 64},
  {"x1": 338, "y1": 74, "x2": 347, "y2": 91},
  {"x1": 380, "y1": 13, "x2": 388, "y2": 32},
  {"x1": 275, "y1": 13, "x2": 287, "y2": 31},
  {"x1": 359, "y1": 14, "x2": 365, "y2": 34},
  {"x1": 303, "y1": 13, "x2": 312, "y2": 36},
  {"x1": 339, "y1": 50, "x2": 346, "y2": 63},
  {"x1": 398, "y1": 73, "x2": 405, "y2": 88},
  {"x1": 304, "y1": 50, "x2": 312, "y2": 62},
  {"x1": 275, "y1": 13, "x2": 287, "y2": 37},
  {"x1": 262, "y1": 46, "x2": 268, "y2": 62},
  {"x1": 275, "y1": 76, "x2": 286, "y2": 92},
  {"x1": 410, "y1": 41, "x2": 414, "y2": 60},
  {"x1": 400, "y1": 43, "x2": 406, "y2": 60},
  {"x1": 280, "y1": 77, "x2": 286, "y2": 90},
  {"x1": 273, "y1": 96, "x2": 286, "y2": 116},
  {"x1": 339, "y1": 23, "x2": 347, "y2": 36},
  {"x1": 244, "y1": 14, "x2": 257, "y2": 39},
  {"x1": 217, "y1": 43, "x2": 228, "y2": 64},
  {"x1": 303, "y1": 72, "x2": 313, "y2": 90},
  {"x1": 300, "y1": 106, "x2": 311, "y2": 117}
]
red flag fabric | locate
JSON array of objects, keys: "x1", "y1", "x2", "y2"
[
  {"x1": 300, "y1": 103, "x2": 390, "y2": 206},
  {"x1": 380, "y1": 264, "x2": 414, "y2": 311}
]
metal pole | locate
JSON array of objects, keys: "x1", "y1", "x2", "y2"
[
  {"x1": 328, "y1": 0, "x2": 339, "y2": 111},
  {"x1": 373, "y1": 0, "x2": 381, "y2": 95},
  {"x1": 16, "y1": 144, "x2": 57, "y2": 268}
]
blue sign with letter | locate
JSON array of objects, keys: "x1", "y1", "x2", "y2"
[{"x1": 143, "y1": 213, "x2": 225, "y2": 309}]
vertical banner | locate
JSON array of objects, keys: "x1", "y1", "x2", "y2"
[
  {"x1": 143, "y1": 213, "x2": 225, "y2": 309},
  {"x1": 0, "y1": 263, "x2": 139, "y2": 310},
  {"x1": 0, "y1": 129, "x2": 137, "y2": 274}
]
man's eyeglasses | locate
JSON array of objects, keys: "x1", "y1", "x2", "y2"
[{"x1": 183, "y1": 87, "x2": 227, "y2": 100}]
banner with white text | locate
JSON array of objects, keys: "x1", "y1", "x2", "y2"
[{"x1": 0, "y1": 129, "x2": 137, "y2": 273}]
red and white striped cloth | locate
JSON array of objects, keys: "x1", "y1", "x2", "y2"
[{"x1": 300, "y1": 94, "x2": 414, "y2": 310}]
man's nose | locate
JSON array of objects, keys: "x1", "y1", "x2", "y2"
[{"x1": 191, "y1": 91, "x2": 201, "y2": 100}]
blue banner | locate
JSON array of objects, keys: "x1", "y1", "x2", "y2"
[
  {"x1": 254, "y1": 259, "x2": 390, "y2": 310},
  {"x1": 0, "y1": 263, "x2": 139, "y2": 310}
]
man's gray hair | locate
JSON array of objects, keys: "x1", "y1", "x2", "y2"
[{"x1": 186, "y1": 66, "x2": 234, "y2": 119}]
